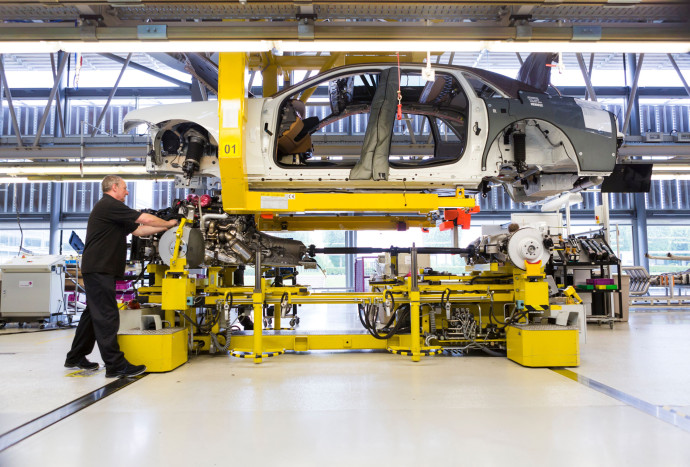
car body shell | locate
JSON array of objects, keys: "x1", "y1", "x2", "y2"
[{"x1": 125, "y1": 63, "x2": 619, "y2": 202}]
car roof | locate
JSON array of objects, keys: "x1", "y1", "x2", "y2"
[{"x1": 272, "y1": 62, "x2": 545, "y2": 100}]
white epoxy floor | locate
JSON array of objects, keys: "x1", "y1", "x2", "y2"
[{"x1": 1, "y1": 309, "x2": 690, "y2": 466}]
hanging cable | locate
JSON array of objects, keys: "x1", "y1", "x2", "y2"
[{"x1": 396, "y1": 52, "x2": 403, "y2": 120}]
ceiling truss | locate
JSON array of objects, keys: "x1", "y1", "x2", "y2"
[
  {"x1": 0, "y1": 0, "x2": 688, "y2": 179},
  {"x1": 0, "y1": 1, "x2": 687, "y2": 49}
]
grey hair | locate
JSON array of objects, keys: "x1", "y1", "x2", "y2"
[{"x1": 102, "y1": 175, "x2": 123, "y2": 193}]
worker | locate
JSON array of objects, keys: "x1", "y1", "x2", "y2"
[{"x1": 64, "y1": 175, "x2": 178, "y2": 378}]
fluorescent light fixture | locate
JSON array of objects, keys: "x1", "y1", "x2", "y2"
[
  {"x1": 2, "y1": 166, "x2": 148, "y2": 176},
  {"x1": 652, "y1": 164, "x2": 690, "y2": 172},
  {"x1": 0, "y1": 177, "x2": 31, "y2": 184},
  {"x1": 0, "y1": 41, "x2": 274, "y2": 54},
  {"x1": 0, "y1": 40, "x2": 688, "y2": 54},
  {"x1": 652, "y1": 174, "x2": 690, "y2": 180}
]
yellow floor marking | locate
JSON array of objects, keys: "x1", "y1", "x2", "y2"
[{"x1": 65, "y1": 368, "x2": 105, "y2": 378}]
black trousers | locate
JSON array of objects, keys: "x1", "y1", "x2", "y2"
[{"x1": 66, "y1": 273, "x2": 126, "y2": 370}]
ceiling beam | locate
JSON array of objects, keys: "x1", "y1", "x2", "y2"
[
  {"x1": 0, "y1": 22, "x2": 688, "y2": 53},
  {"x1": 99, "y1": 53, "x2": 190, "y2": 88}
]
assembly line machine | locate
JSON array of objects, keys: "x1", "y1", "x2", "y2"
[
  {"x1": 128, "y1": 219, "x2": 579, "y2": 370},
  {"x1": 114, "y1": 53, "x2": 599, "y2": 371}
]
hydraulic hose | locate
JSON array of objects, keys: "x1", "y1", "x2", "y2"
[
  {"x1": 358, "y1": 303, "x2": 408, "y2": 340},
  {"x1": 480, "y1": 346, "x2": 506, "y2": 357}
]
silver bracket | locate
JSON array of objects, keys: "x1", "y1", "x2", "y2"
[
  {"x1": 174, "y1": 175, "x2": 208, "y2": 190},
  {"x1": 137, "y1": 24, "x2": 168, "y2": 40},
  {"x1": 572, "y1": 26, "x2": 601, "y2": 41},
  {"x1": 298, "y1": 18, "x2": 314, "y2": 40},
  {"x1": 79, "y1": 24, "x2": 97, "y2": 41},
  {"x1": 516, "y1": 25, "x2": 532, "y2": 40}
]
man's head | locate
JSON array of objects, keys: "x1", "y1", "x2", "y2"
[{"x1": 102, "y1": 175, "x2": 129, "y2": 202}]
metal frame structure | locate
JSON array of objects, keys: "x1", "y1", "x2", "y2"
[{"x1": 0, "y1": 1, "x2": 689, "y2": 280}]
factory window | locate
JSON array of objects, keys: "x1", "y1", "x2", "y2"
[
  {"x1": 273, "y1": 68, "x2": 468, "y2": 169},
  {"x1": 0, "y1": 183, "x2": 51, "y2": 214},
  {"x1": 647, "y1": 225, "x2": 690, "y2": 274},
  {"x1": 0, "y1": 230, "x2": 50, "y2": 259},
  {"x1": 245, "y1": 230, "x2": 347, "y2": 291},
  {"x1": 357, "y1": 225, "x2": 482, "y2": 277}
]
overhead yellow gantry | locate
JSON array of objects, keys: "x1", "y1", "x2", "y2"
[{"x1": 133, "y1": 53, "x2": 577, "y2": 368}]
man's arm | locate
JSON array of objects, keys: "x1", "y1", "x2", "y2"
[
  {"x1": 132, "y1": 224, "x2": 175, "y2": 237},
  {"x1": 135, "y1": 212, "x2": 177, "y2": 228}
]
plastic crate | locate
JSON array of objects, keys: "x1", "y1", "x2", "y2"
[{"x1": 115, "y1": 280, "x2": 133, "y2": 291}]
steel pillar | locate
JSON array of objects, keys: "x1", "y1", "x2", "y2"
[
  {"x1": 91, "y1": 53, "x2": 132, "y2": 137},
  {"x1": 345, "y1": 230, "x2": 356, "y2": 292},
  {"x1": 633, "y1": 193, "x2": 649, "y2": 271},
  {"x1": 52, "y1": 52, "x2": 67, "y2": 137},
  {"x1": 0, "y1": 54, "x2": 24, "y2": 147},
  {"x1": 625, "y1": 54, "x2": 649, "y2": 271},
  {"x1": 49, "y1": 182, "x2": 62, "y2": 255},
  {"x1": 623, "y1": 54, "x2": 643, "y2": 135}
]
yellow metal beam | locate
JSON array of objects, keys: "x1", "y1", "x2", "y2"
[
  {"x1": 229, "y1": 333, "x2": 412, "y2": 353},
  {"x1": 224, "y1": 190, "x2": 475, "y2": 214},
  {"x1": 257, "y1": 215, "x2": 436, "y2": 231},
  {"x1": 262, "y1": 63, "x2": 279, "y2": 97},
  {"x1": 298, "y1": 52, "x2": 344, "y2": 102},
  {"x1": 248, "y1": 52, "x2": 440, "y2": 72}
]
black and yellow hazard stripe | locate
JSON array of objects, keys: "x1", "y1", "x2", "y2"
[
  {"x1": 387, "y1": 347, "x2": 444, "y2": 356},
  {"x1": 524, "y1": 304, "x2": 550, "y2": 312},
  {"x1": 230, "y1": 350, "x2": 285, "y2": 359}
]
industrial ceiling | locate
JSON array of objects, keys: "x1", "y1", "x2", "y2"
[
  {"x1": 0, "y1": 1, "x2": 687, "y2": 50},
  {"x1": 0, "y1": 1, "x2": 688, "y2": 181}
]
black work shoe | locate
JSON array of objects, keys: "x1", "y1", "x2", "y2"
[
  {"x1": 64, "y1": 357, "x2": 100, "y2": 371},
  {"x1": 105, "y1": 363, "x2": 147, "y2": 378}
]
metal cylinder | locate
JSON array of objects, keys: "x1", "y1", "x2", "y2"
[
  {"x1": 513, "y1": 132, "x2": 526, "y2": 169},
  {"x1": 182, "y1": 134, "x2": 205, "y2": 178},
  {"x1": 229, "y1": 237, "x2": 253, "y2": 263}
]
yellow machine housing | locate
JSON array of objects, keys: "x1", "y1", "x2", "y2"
[
  {"x1": 118, "y1": 327, "x2": 189, "y2": 372},
  {"x1": 506, "y1": 325, "x2": 579, "y2": 367}
]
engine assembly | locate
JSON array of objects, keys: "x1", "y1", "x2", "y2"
[{"x1": 136, "y1": 195, "x2": 311, "y2": 269}]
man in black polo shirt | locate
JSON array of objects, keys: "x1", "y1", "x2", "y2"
[{"x1": 65, "y1": 175, "x2": 178, "y2": 378}]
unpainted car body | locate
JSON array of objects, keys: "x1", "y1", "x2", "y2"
[{"x1": 125, "y1": 63, "x2": 620, "y2": 203}]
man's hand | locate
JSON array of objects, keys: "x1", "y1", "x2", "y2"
[{"x1": 167, "y1": 219, "x2": 179, "y2": 229}]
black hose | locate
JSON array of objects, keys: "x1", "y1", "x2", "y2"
[
  {"x1": 201, "y1": 307, "x2": 221, "y2": 334},
  {"x1": 489, "y1": 301, "x2": 510, "y2": 328},
  {"x1": 359, "y1": 303, "x2": 409, "y2": 340},
  {"x1": 440, "y1": 288, "x2": 451, "y2": 308},
  {"x1": 469, "y1": 275, "x2": 513, "y2": 284},
  {"x1": 357, "y1": 303, "x2": 368, "y2": 329},
  {"x1": 480, "y1": 346, "x2": 506, "y2": 357},
  {"x1": 178, "y1": 310, "x2": 200, "y2": 332},
  {"x1": 131, "y1": 260, "x2": 147, "y2": 287}
]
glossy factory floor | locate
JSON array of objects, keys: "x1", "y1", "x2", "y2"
[{"x1": 1, "y1": 308, "x2": 690, "y2": 466}]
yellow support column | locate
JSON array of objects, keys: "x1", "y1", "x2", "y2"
[
  {"x1": 218, "y1": 52, "x2": 248, "y2": 213},
  {"x1": 252, "y1": 289, "x2": 264, "y2": 364},
  {"x1": 262, "y1": 57, "x2": 278, "y2": 97},
  {"x1": 387, "y1": 248, "x2": 443, "y2": 359},
  {"x1": 299, "y1": 52, "x2": 344, "y2": 102},
  {"x1": 409, "y1": 290, "x2": 421, "y2": 362}
]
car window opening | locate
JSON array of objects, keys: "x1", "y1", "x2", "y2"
[{"x1": 274, "y1": 69, "x2": 469, "y2": 170}]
